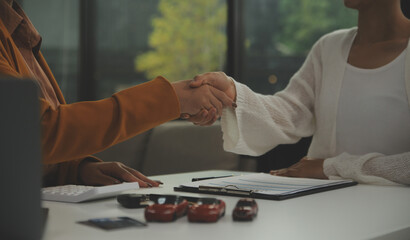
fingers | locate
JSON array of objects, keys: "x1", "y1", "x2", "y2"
[
  {"x1": 86, "y1": 173, "x2": 122, "y2": 186},
  {"x1": 186, "y1": 109, "x2": 209, "y2": 123},
  {"x1": 79, "y1": 161, "x2": 123, "y2": 186},
  {"x1": 173, "y1": 80, "x2": 214, "y2": 115},
  {"x1": 103, "y1": 163, "x2": 138, "y2": 181},
  {"x1": 184, "y1": 108, "x2": 219, "y2": 126},
  {"x1": 180, "y1": 113, "x2": 190, "y2": 119},
  {"x1": 186, "y1": 86, "x2": 234, "y2": 120},
  {"x1": 210, "y1": 87, "x2": 236, "y2": 109},
  {"x1": 195, "y1": 108, "x2": 218, "y2": 126},
  {"x1": 175, "y1": 78, "x2": 235, "y2": 119},
  {"x1": 199, "y1": 108, "x2": 219, "y2": 126},
  {"x1": 270, "y1": 168, "x2": 288, "y2": 176},
  {"x1": 190, "y1": 72, "x2": 219, "y2": 88},
  {"x1": 270, "y1": 159, "x2": 326, "y2": 179},
  {"x1": 187, "y1": 109, "x2": 211, "y2": 125},
  {"x1": 191, "y1": 72, "x2": 237, "y2": 104},
  {"x1": 190, "y1": 74, "x2": 205, "y2": 88},
  {"x1": 123, "y1": 165, "x2": 160, "y2": 187},
  {"x1": 270, "y1": 168, "x2": 298, "y2": 177},
  {"x1": 79, "y1": 161, "x2": 160, "y2": 187},
  {"x1": 100, "y1": 162, "x2": 150, "y2": 188},
  {"x1": 204, "y1": 85, "x2": 236, "y2": 116},
  {"x1": 270, "y1": 169, "x2": 279, "y2": 175},
  {"x1": 190, "y1": 72, "x2": 228, "y2": 92},
  {"x1": 270, "y1": 161, "x2": 302, "y2": 177},
  {"x1": 208, "y1": 93, "x2": 224, "y2": 116}
]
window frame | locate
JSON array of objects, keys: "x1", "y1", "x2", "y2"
[{"x1": 76, "y1": 0, "x2": 410, "y2": 101}]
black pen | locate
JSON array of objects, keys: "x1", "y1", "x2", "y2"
[{"x1": 191, "y1": 175, "x2": 234, "y2": 182}]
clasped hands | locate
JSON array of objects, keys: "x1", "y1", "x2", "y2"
[{"x1": 172, "y1": 71, "x2": 237, "y2": 126}]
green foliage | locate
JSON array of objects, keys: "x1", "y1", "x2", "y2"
[
  {"x1": 135, "y1": 0, "x2": 226, "y2": 82},
  {"x1": 276, "y1": 0, "x2": 357, "y2": 56}
]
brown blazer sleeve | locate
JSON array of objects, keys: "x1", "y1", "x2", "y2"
[
  {"x1": 39, "y1": 77, "x2": 180, "y2": 186},
  {"x1": 1, "y1": 21, "x2": 180, "y2": 185},
  {"x1": 40, "y1": 76, "x2": 181, "y2": 164}
]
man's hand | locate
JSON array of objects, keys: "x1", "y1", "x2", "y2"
[
  {"x1": 270, "y1": 157, "x2": 328, "y2": 179},
  {"x1": 78, "y1": 161, "x2": 160, "y2": 187},
  {"x1": 183, "y1": 72, "x2": 237, "y2": 126},
  {"x1": 180, "y1": 108, "x2": 219, "y2": 126},
  {"x1": 190, "y1": 72, "x2": 236, "y2": 101},
  {"x1": 172, "y1": 79, "x2": 234, "y2": 119}
]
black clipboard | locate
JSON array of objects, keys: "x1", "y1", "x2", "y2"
[{"x1": 174, "y1": 174, "x2": 358, "y2": 200}]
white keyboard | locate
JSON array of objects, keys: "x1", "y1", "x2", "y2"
[{"x1": 42, "y1": 182, "x2": 140, "y2": 203}]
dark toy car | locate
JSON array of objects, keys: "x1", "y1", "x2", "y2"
[
  {"x1": 188, "y1": 198, "x2": 226, "y2": 223},
  {"x1": 117, "y1": 194, "x2": 150, "y2": 208},
  {"x1": 232, "y1": 198, "x2": 258, "y2": 221},
  {"x1": 145, "y1": 195, "x2": 189, "y2": 222}
]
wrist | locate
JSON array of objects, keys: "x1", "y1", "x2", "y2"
[
  {"x1": 171, "y1": 80, "x2": 189, "y2": 114},
  {"x1": 227, "y1": 77, "x2": 237, "y2": 102},
  {"x1": 228, "y1": 77, "x2": 236, "y2": 102},
  {"x1": 77, "y1": 157, "x2": 102, "y2": 184}
]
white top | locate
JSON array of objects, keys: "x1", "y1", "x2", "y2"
[
  {"x1": 221, "y1": 27, "x2": 410, "y2": 185},
  {"x1": 337, "y1": 50, "x2": 410, "y2": 155}
]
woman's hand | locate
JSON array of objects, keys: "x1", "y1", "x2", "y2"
[
  {"x1": 172, "y1": 79, "x2": 234, "y2": 117},
  {"x1": 270, "y1": 157, "x2": 328, "y2": 179},
  {"x1": 191, "y1": 72, "x2": 236, "y2": 102},
  {"x1": 182, "y1": 72, "x2": 237, "y2": 126},
  {"x1": 78, "y1": 161, "x2": 160, "y2": 187}
]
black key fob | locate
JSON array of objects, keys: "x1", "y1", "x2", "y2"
[{"x1": 117, "y1": 194, "x2": 151, "y2": 208}]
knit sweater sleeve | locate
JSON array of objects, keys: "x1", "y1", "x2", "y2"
[
  {"x1": 220, "y1": 41, "x2": 323, "y2": 156},
  {"x1": 324, "y1": 152, "x2": 410, "y2": 185}
]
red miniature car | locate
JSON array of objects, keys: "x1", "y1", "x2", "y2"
[
  {"x1": 188, "y1": 198, "x2": 226, "y2": 223},
  {"x1": 232, "y1": 198, "x2": 258, "y2": 221},
  {"x1": 145, "y1": 195, "x2": 189, "y2": 222}
]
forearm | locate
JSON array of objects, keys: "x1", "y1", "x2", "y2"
[
  {"x1": 41, "y1": 77, "x2": 180, "y2": 164},
  {"x1": 42, "y1": 157, "x2": 102, "y2": 187},
  {"x1": 324, "y1": 152, "x2": 410, "y2": 185},
  {"x1": 220, "y1": 40, "x2": 323, "y2": 156},
  {"x1": 362, "y1": 153, "x2": 410, "y2": 185},
  {"x1": 221, "y1": 80, "x2": 315, "y2": 156}
]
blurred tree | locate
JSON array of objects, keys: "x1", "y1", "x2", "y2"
[
  {"x1": 275, "y1": 0, "x2": 357, "y2": 56},
  {"x1": 135, "y1": 0, "x2": 226, "y2": 82}
]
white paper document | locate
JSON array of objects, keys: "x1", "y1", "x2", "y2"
[{"x1": 177, "y1": 173, "x2": 356, "y2": 198}]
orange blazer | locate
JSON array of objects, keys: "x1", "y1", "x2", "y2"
[{"x1": 0, "y1": 20, "x2": 180, "y2": 185}]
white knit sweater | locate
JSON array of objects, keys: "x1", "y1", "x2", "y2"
[{"x1": 221, "y1": 28, "x2": 410, "y2": 186}]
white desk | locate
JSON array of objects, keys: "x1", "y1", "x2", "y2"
[{"x1": 42, "y1": 170, "x2": 410, "y2": 240}]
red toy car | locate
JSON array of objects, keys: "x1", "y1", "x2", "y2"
[
  {"x1": 232, "y1": 198, "x2": 258, "y2": 221},
  {"x1": 188, "y1": 198, "x2": 226, "y2": 223},
  {"x1": 145, "y1": 195, "x2": 189, "y2": 222}
]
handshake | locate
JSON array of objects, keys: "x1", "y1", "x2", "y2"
[{"x1": 171, "y1": 72, "x2": 237, "y2": 126}]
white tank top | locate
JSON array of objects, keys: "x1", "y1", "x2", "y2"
[{"x1": 336, "y1": 50, "x2": 410, "y2": 155}]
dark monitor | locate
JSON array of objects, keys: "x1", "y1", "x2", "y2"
[{"x1": 0, "y1": 78, "x2": 44, "y2": 240}]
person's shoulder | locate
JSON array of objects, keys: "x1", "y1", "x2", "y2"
[
  {"x1": 317, "y1": 27, "x2": 357, "y2": 45},
  {"x1": 305, "y1": 27, "x2": 357, "y2": 62},
  {"x1": 310, "y1": 27, "x2": 357, "y2": 53}
]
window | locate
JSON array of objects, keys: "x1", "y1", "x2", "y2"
[
  {"x1": 240, "y1": 0, "x2": 357, "y2": 94},
  {"x1": 23, "y1": 0, "x2": 357, "y2": 102},
  {"x1": 94, "y1": 0, "x2": 227, "y2": 99},
  {"x1": 23, "y1": 0, "x2": 227, "y2": 101}
]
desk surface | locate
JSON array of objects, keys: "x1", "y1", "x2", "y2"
[{"x1": 42, "y1": 170, "x2": 410, "y2": 240}]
